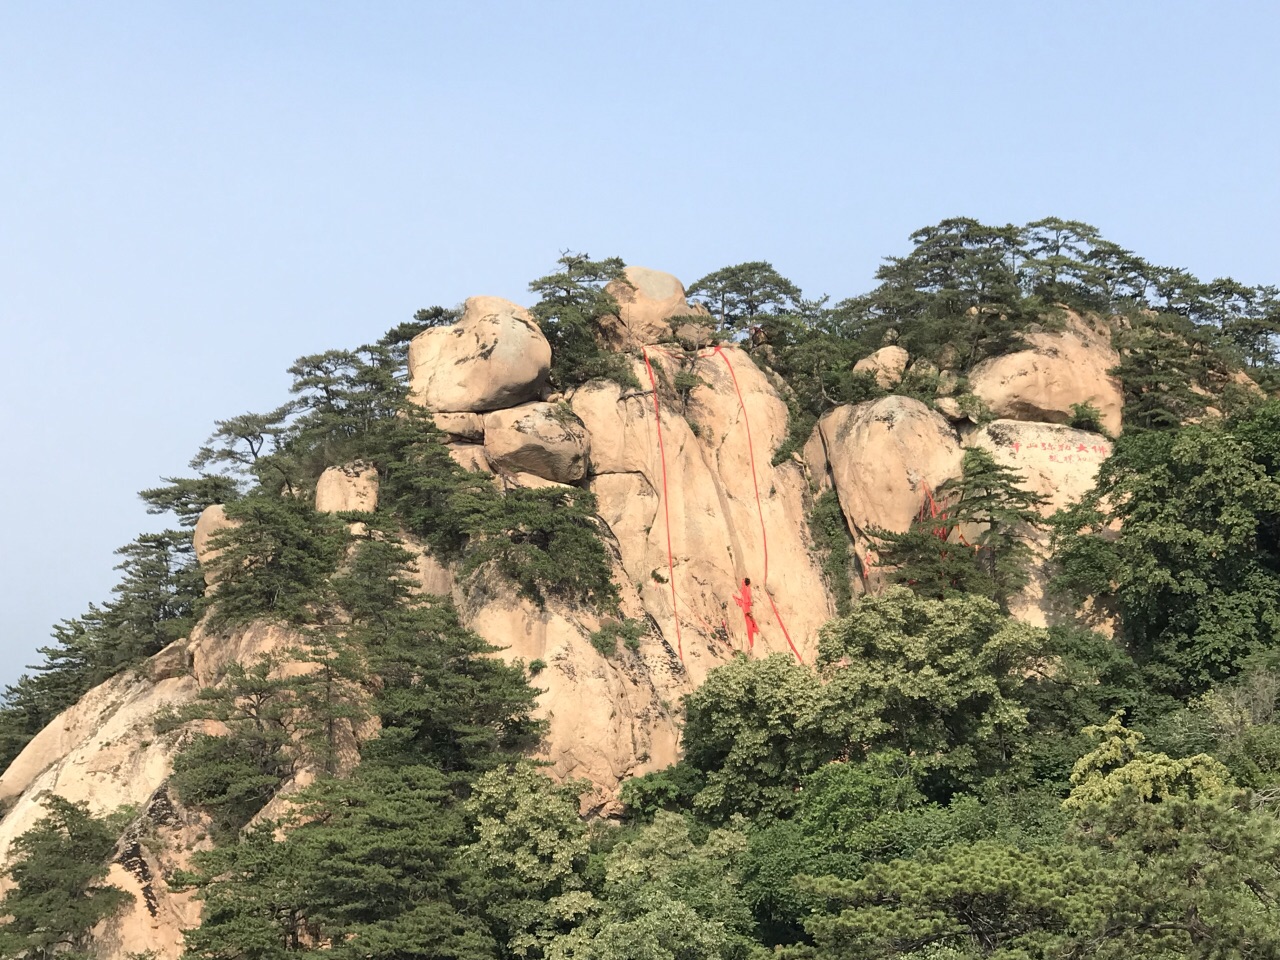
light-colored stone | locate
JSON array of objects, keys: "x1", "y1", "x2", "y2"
[
  {"x1": 809, "y1": 396, "x2": 964, "y2": 539},
  {"x1": 966, "y1": 419, "x2": 1115, "y2": 627},
  {"x1": 408, "y1": 296, "x2": 550, "y2": 413},
  {"x1": 572, "y1": 347, "x2": 834, "y2": 678},
  {"x1": 446, "y1": 443, "x2": 492, "y2": 474},
  {"x1": 484, "y1": 402, "x2": 592, "y2": 484},
  {"x1": 315, "y1": 461, "x2": 378, "y2": 513},
  {"x1": 433, "y1": 411, "x2": 485, "y2": 441},
  {"x1": 598, "y1": 266, "x2": 702, "y2": 349},
  {"x1": 969, "y1": 310, "x2": 1123, "y2": 436},
  {"x1": 968, "y1": 419, "x2": 1113, "y2": 516},
  {"x1": 192, "y1": 504, "x2": 238, "y2": 586},
  {"x1": 463, "y1": 573, "x2": 680, "y2": 815},
  {"x1": 854, "y1": 345, "x2": 910, "y2": 389},
  {"x1": 935, "y1": 397, "x2": 965, "y2": 421}
]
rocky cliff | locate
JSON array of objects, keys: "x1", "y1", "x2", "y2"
[{"x1": 0, "y1": 271, "x2": 1126, "y2": 958}]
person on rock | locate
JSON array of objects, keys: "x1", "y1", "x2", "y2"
[{"x1": 733, "y1": 577, "x2": 759, "y2": 649}]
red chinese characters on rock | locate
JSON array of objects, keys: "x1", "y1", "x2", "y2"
[{"x1": 1005, "y1": 439, "x2": 1112, "y2": 466}]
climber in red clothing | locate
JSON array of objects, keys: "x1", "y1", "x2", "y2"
[{"x1": 733, "y1": 577, "x2": 760, "y2": 649}]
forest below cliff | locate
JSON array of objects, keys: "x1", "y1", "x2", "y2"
[{"x1": 4, "y1": 217, "x2": 1280, "y2": 960}]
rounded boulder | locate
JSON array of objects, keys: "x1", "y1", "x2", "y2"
[
  {"x1": 484, "y1": 402, "x2": 592, "y2": 483},
  {"x1": 408, "y1": 296, "x2": 551, "y2": 413}
]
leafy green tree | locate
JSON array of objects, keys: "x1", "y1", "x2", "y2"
[
  {"x1": 177, "y1": 820, "x2": 311, "y2": 960},
  {"x1": 362, "y1": 599, "x2": 543, "y2": 773},
  {"x1": 1109, "y1": 311, "x2": 1219, "y2": 431},
  {"x1": 818, "y1": 589, "x2": 1044, "y2": 797},
  {"x1": 529, "y1": 253, "x2": 635, "y2": 390},
  {"x1": 795, "y1": 840, "x2": 1108, "y2": 960},
  {"x1": 1062, "y1": 716, "x2": 1280, "y2": 958},
  {"x1": 0, "y1": 524, "x2": 205, "y2": 768},
  {"x1": 936, "y1": 447, "x2": 1046, "y2": 606},
  {"x1": 547, "y1": 812, "x2": 755, "y2": 960},
  {"x1": 680, "y1": 653, "x2": 838, "y2": 823},
  {"x1": 191, "y1": 406, "x2": 298, "y2": 491},
  {"x1": 464, "y1": 762, "x2": 595, "y2": 959},
  {"x1": 0, "y1": 797, "x2": 132, "y2": 960},
  {"x1": 462, "y1": 486, "x2": 619, "y2": 609},
  {"x1": 1052, "y1": 424, "x2": 1280, "y2": 695},
  {"x1": 168, "y1": 656, "x2": 303, "y2": 838},
  {"x1": 139, "y1": 475, "x2": 243, "y2": 526}
]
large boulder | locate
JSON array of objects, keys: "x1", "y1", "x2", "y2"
[
  {"x1": 967, "y1": 419, "x2": 1113, "y2": 515},
  {"x1": 808, "y1": 396, "x2": 964, "y2": 537},
  {"x1": 315, "y1": 461, "x2": 378, "y2": 513},
  {"x1": 192, "y1": 504, "x2": 238, "y2": 586},
  {"x1": 484, "y1": 402, "x2": 592, "y2": 484},
  {"x1": 408, "y1": 296, "x2": 551, "y2": 413},
  {"x1": 969, "y1": 310, "x2": 1123, "y2": 436},
  {"x1": 599, "y1": 267, "x2": 705, "y2": 349},
  {"x1": 853, "y1": 345, "x2": 910, "y2": 389},
  {"x1": 572, "y1": 347, "x2": 834, "y2": 674}
]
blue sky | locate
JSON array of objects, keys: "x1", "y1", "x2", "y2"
[{"x1": 1, "y1": 1, "x2": 1277, "y2": 686}]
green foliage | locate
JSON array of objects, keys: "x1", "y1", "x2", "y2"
[
  {"x1": 795, "y1": 840, "x2": 1109, "y2": 960},
  {"x1": 1051, "y1": 421, "x2": 1280, "y2": 695},
  {"x1": 0, "y1": 523, "x2": 205, "y2": 769},
  {"x1": 547, "y1": 812, "x2": 756, "y2": 960},
  {"x1": 0, "y1": 797, "x2": 132, "y2": 960},
  {"x1": 461, "y1": 486, "x2": 619, "y2": 610},
  {"x1": 819, "y1": 589, "x2": 1044, "y2": 798},
  {"x1": 1110, "y1": 310, "x2": 1220, "y2": 431},
  {"x1": 681, "y1": 653, "x2": 838, "y2": 823},
  {"x1": 619, "y1": 762, "x2": 706, "y2": 823},
  {"x1": 168, "y1": 656, "x2": 305, "y2": 838},
  {"x1": 589, "y1": 618, "x2": 647, "y2": 657},
  {"x1": 529, "y1": 253, "x2": 637, "y2": 390},
  {"x1": 376, "y1": 408, "x2": 618, "y2": 608},
  {"x1": 1068, "y1": 400, "x2": 1105, "y2": 433},
  {"x1": 687, "y1": 261, "x2": 802, "y2": 333},
  {"x1": 808, "y1": 490, "x2": 856, "y2": 617},
  {"x1": 464, "y1": 762, "x2": 593, "y2": 959},
  {"x1": 177, "y1": 765, "x2": 496, "y2": 960},
  {"x1": 872, "y1": 448, "x2": 1045, "y2": 609},
  {"x1": 204, "y1": 494, "x2": 351, "y2": 630}
]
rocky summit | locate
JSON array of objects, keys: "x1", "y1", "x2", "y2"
[{"x1": 4, "y1": 223, "x2": 1279, "y2": 959}]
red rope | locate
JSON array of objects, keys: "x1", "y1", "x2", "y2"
[
  {"x1": 641, "y1": 347, "x2": 683, "y2": 663},
  {"x1": 713, "y1": 346, "x2": 803, "y2": 664}
]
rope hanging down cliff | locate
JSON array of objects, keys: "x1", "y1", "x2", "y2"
[{"x1": 640, "y1": 345, "x2": 802, "y2": 664}]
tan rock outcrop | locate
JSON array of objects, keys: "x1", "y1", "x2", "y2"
[
  {"x1": 315, "y1": 461, "x2": 378, "y2": 513},
  {"x1": 572, "y1": 346, "x2": 833, "y2": 680},
  {"x1": 969, "y1": 310, "x2": 1123, "y2": 436},
  {"x1": 463, "y1": 574, "x2": 680, "y2": 815},
  {"x1": 854, "y1": 345, "x2": 910, "y2": 389},
  {"x1": 599, "y1": 267, "x2": 705, "y2": 349},
  {"x1": 193, "y1": 504, "x2": 238, "y2": 586},
  {"x1": 447, "y1": 443, "x2": 492, "y2": 474},
  {"x1": 433, "y1": 411, "x2": 485, "y2": 441},
  {"x1": 966, "y1": 419, "x2": 1114, "y2": 627},
  {"x1": 408, "y1": 296, "x2": 550, "y2": 412},
  {"x1": 484, "y1": 402, "x2": 592, "y2": 484},
  {"x1": 808, "y1": 396, "x2": 964, "y2": 539}
]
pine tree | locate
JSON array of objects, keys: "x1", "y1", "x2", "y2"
[{"x1": 0, "y1": 797, "x2": 131, "y2": 960}]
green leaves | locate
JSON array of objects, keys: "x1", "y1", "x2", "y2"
[
  {"x1": 204, "y1": 494, "x2": 350, "y2": 630},
  {"x1": 0, "y1": 797, "x2": 132, "y2": 960},
  {"x1": 529, "y1": 253, "x2": 636, "y2": 390},
  {"x1": 1052, "y1": 418, "x2": 1280, "y2": 695}
]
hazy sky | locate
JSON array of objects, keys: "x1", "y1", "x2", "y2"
[{"x1": 2, "y1": 1, "x2": 1278, "y2": 686}]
